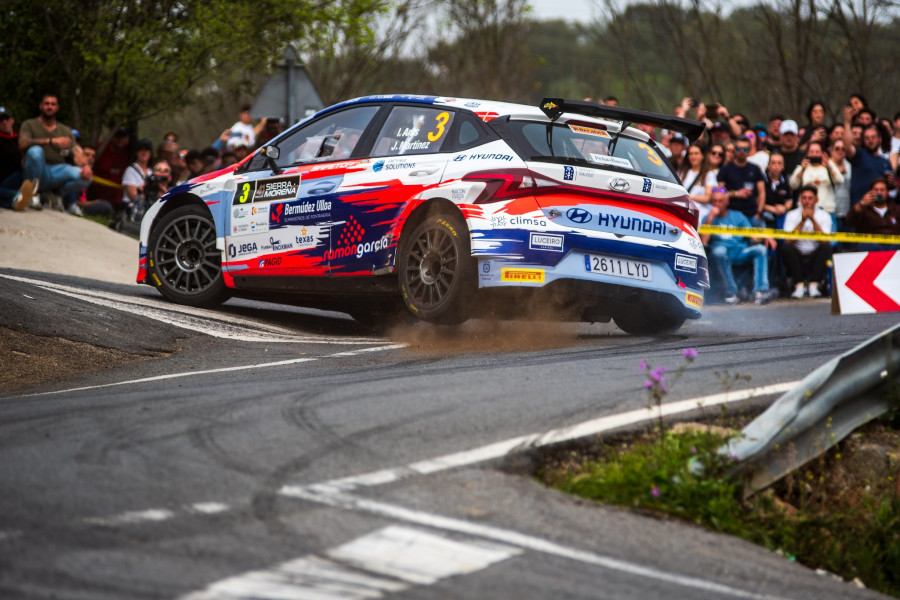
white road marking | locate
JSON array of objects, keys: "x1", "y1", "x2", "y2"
[
  {"x1": 282, "y1": 488, "x2": 787, "y2": 600},
  {"x1": 180, "y1": 525, "x2": 520, "y2": 600},
  {"x1": 190, "y1": 503, "x2": 229, "y2": 515},
  {"x1": 302, "y1": 381, "x2": 798, "y2": 494},
  {"x1": 328, "y1": 345, "x2": 408, "y2": 357},
  {"x1": 85, "y1": 508, "x2": 175, "y2": 526},
  {"x1": 0, "y1": 273, "x2": 382, "y2": 344}
]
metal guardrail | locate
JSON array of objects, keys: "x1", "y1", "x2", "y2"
[{"x1": 717, "y1": 322, "x2": 900, "y2": 494}]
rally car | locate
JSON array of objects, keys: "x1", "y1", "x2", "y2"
[{"x1": 137, "y1": 95, "x2": 708, "y2": 334}]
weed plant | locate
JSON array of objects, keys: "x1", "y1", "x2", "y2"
[{"x1": 540, "y1": 349, "x2": 900, "y2": 597}]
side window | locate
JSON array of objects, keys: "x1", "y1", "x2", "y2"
[
  {"x1": 372, "y1": 106, "x2": 456, "y2": 156},
  {"x1": 456, "y1": 113, "x2": 490, "y2": 148},
  {"x1": 273, "y1": 106, "x2": 379, "y2": 167}
]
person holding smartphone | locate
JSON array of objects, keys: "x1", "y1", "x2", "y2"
[{"x1": 846, "y1": 177, "x2": 900, "y2": 250}]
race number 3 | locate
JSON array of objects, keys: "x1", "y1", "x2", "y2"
[
  {"x1": 427, "y1": 112, "x2": 450, "y2": 142},
  {"x1": 638, "y1": 142, "x2": 663, "y2": 167},
  {"x1": 233, "y1": 181, "x2": 256, "y2": 205}
]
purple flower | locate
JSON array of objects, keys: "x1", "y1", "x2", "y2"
[
  {"x1": 660, "y1": 384, "x2": 668, "y2": 393},
  {"x1": 644, "y1": 380, "x2": 654, "y2": 389},
  {"x1": 639, "y1": 360, "x2": 647, "y2": 371},
  {"x1": 651, "y1": 486, "x2": 661, "y2": 497},
  {"x1": 682, "y1": 348, "x2": 698, "y2": 361},
  {"x1": 649, "y1": 366, "x2": 666, "y2": 382},
  {"x1": 691, "y1": 446, "x2": 698, "y2": 454}
]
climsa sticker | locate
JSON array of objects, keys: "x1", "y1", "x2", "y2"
[
  {"x1": 232, "y1": 176, "x2": 301, "y2": 205},
  {"x1": 674, "y1": 253, "x2": 698, "y2": 273},
  {"x1": 501, "y1": 268, "x2": 545, "y2": 283},
  {"x1": 590, "y1": 154, "x2": 633, "y2": 170},
  {"x1": 568, "y1": 124, "x2": 611, "y2": 138},
  {"x1": 686, "y1": 292, "x2": 703, "y2": 308}
]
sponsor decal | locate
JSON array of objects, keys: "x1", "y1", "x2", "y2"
[
  {"x1": 675, "y1": 253, "x2": 698, "y2": 273},
  {"x1": 568, "y1": 124, "x2": 611, "y2": 138},
  {"x1": 596, "y1": 210, "x2": 668, "y2": 236},
  {"x1": 490, "y1": 215, "x2": 508, "y2": 228},
  {"x1": 609, "y1": 177, "x2": 630, "y2": 192},
  {"x1": 373, "y1": 159, "x2": 416, "y2": 172},
  {"x1": 227, "y1": 242, "x2": 258, "y2": 258},
  {"x1": 686, "y1": 236, "x2": 704, "y2": 252},
  {"x1": 260, "y1": 236, "x2": 294, "y2": 252},
  {"x1": 233, "y1": 176, "x2": 301, "y2": 204},
  {"x1": 451, "y1": 188, "x2": 466, "y2": 200},
  {"x1": 542, "y1": 101, "x2": 558, "y2": 111},
  {"x1": 474, "y1": 111, "x2": 499, "y2": 122},
  {"x1": 575, "y1": 168, "x2": 595, "y2": 179},
  {"x1": 501, "y1": 268, "x2": 545, "y2": 283},
  {"x1": 529, "y1": 232, "x2": 564, "y2": 252},
  {"x1": 464, "y1": 101, "x2": 481, "y2": 108},
  {"x1": 324, "y1": 215, "x2": 389, "y2": 261},
  {"x1": 310, "y1": 160, "x2": 364, "y2": 172},
  {"x1": 482, "y1": 261, "x2": 491, "y2": 274},
  {"x1": 563, "y1": 166, "x2": 574, "y2": 181},
  {"x1": 509, "y1": 215, "x2": 547, "y2": 227},
  {"x1": 453, "y1": 153, "x2": 514, "y2": 162},
  {"x1": 591, "y1": 155, "x2": 633, "y2": 170},
  {"x1": 642, "y1": 178, "x2": 652, "y2": 193},
  {"x1": 271, "y1": 198, "x2": 332, "y2": 227},
  {"x1": 566, "y1": 208, "x2": 592, "y2": 224},
  {"x1": 686, "y1": 292, "x2": 703, "y2": 308},
  {"x1": 294, "y1": 227, "x2": 317, "y2": 248},
  {"x1": 258, "y1": 256, "x2": 282, "y2": 268},
  {"x1": 233, "y1": 206, "x2": 251, "y2": 219}
]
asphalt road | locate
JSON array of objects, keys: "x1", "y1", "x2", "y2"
[{"x1": 1, "y1": 267, "x2": 896, "y2": 599}]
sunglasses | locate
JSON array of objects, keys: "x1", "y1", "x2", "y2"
[
  {"x1": 734, "y1": 146, "x2": 750, "y2": 152},
  {"x1": 713, "y1": 187, "x2": 727, "y2": 193},
  {"x1": 710, "y1": 150, "x2": 723, "y2": 156}
]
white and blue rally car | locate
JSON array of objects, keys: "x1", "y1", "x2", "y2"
[{"x1": 137, "y1": 95, "x2": 708, "y2": 334}]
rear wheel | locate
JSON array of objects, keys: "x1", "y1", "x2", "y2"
[
  {"x1": 147, "y1": 204, "x2": 229, "y2": 307},
  {"x1": 398, "y1": 211, "x2": 475, "y2": 325}
]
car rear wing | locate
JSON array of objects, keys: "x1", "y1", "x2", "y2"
[{"x1": 539, "y1": 98, "x2": 706, "y2": 144}]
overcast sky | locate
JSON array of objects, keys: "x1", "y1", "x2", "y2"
[{"x1": 529, "y1": 0, "x2": 599, "y2": 21}]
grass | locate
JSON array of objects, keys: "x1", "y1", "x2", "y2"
[{"x1": 538, "y1": 420, "x2": 900, "y2": 596}]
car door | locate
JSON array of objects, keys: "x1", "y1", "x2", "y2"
[{"x1": 223, "y1": 105, "x2": 381, "y2": 278}]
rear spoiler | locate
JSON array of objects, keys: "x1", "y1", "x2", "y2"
[{"x1": 539, "y1": 98, "x2": 706, "y2": 144}]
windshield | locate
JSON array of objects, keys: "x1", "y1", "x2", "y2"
[{"x1": 509, "y1": 120, "x2": 679, "y2": 185}]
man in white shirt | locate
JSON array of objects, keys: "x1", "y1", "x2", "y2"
[
  {"x1": 227, "y1": 105, "x2": 268, "y2": 151},
  {"x1": 781, "y1": 185, "x2": 833, "y2": 299}
]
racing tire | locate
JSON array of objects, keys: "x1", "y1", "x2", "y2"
[
  {"x1": 614, "y1": 308, "x2": 686, "y2": 336},
  {"x1": 398, "y1": 210, "x2": 475, "y2": 325},
  {"x1": 147, "y1": 204, "x2": 230, "y2": 307},
  {"x1": 347, "y1": 298, "x2": 414, "y2": 333}
]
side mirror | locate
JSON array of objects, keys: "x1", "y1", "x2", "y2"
[
  {"x1": 263, "y1": 145, "x2": 282, "y2": 175},
  {"x1": 264, "y1": 145, "x2": 280, "y2": 160}
]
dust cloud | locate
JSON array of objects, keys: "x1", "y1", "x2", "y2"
[{"x1": 388, "y1": 318, "x2": 587, "y2": 355}]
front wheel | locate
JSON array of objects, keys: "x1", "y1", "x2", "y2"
[
  {"x1": 398, "y1": 211, "x2": 475, "y2": 325},
  {"x1": 147, "y1": 204, "x2": 229, "y2": 307}
]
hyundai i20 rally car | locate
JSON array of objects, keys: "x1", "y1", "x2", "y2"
[{"x1": 137, "y1": 95, "x2": 708, "y2": 334}]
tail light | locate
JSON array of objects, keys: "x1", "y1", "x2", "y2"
[{"x1": 463, "y1": 169, "x2": 548, "y2": 203}]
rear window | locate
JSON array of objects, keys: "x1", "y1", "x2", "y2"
[{"x1": 509, "y1": 120, "x2": 678, "y2": 184}]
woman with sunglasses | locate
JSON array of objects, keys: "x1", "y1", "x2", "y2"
[
  {"x1": 678, "y1": 143, "x2": 716, "y2": 222},
  {"x1": 707, "y1": 144, "x2": 726, "y2": 171}
]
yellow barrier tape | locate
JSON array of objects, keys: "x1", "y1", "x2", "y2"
[
  {"x1": 698, "y1": 225, "x2": 900, "y2": 245},
  {"x1": 91, "y1": 175, "x2": 122, "y2": 189}
]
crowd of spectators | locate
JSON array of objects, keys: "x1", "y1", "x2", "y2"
[
  {"x1": 660, "y1": 95, "x2": 900, "y2": 304},
  {"x1": 3, "y1": 92, "x2": 899, "y2": 306},
  {"x1": 0, "y1": 98, "x2": 282, "y2": 227}
]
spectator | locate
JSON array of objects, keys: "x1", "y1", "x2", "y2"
[
  {"x1": 722, "y1": 141, "x2": 735, "y2": 165},
  {"x1": 603, "y1": 96, "x2": 618, "y2": 106},
  {"x1": 890, "y1": 111, "x2": 900, "y2": 172},
  {"x1": 829, "y1": 138, "x2": 852, "y2": 230},
  {"x1": 765, "y1": 114, "x2": 785, "y2": 152},
  {"x1": 231, "y1": 143, "x2": 251, "y2": 163},
  {"x1": 72, "y1": 145, "x2": 114, "y2": 218},
  {"x1": 0, "y1": 106, "x2": 35, "y2": 211},
  {"x1": 678, "y1": 143, "x2": 716, "y2": 223},
  {"x1": 746, "y1": 125, "x2": 770, "y2": 171},
  {"x1": 717, "y1": 136, "x2": 766, "y2": 222},
  {"x1": 788, "y1": 140, "x2": 843, "y2": 215},
  {"x1": 761, "y1": 152, "x2": 792, "y2": 227},
  {"x1": 799, "y1": 101, "x2": 828, "y2": 150},
  {"x1": 828, "y1": 124, "x2": 845, "y2": 145},
  {"x1": 182, "y1": 149, "x2": 204, "y2": 181},
  {"x1": 706, "y1": 143, "x2": 726, "y2": 172},
  {"x1": 848, "y1": 93, "x2": 867, "y2": 116},
  {"x1": 19, "y1": 93, "x2": 92, "y2": 209},
  {"x1": 256, "y1": 117, "x2": 283, "y2": 148},
  {"x1": 200, "y1": 146, "x2": 220, "y2": 174},
  {"x1": 89, "y1": 127, "x2": 130, "y2": 208},
  {"x1": 709, "y1": 121, "x2": 733, "y2": 147},
  {"x1": 221, "y1": 151, "x2": 238, "y2": 168},
  {"x1": 162, "y1": 131, "x2": 178, "y2": 144},
  {"x1": 845, "y1": 177, "x2": 900, "y2": 250},
  {"x1": 855, "y1": 108, "x2": 876, "y2": 128},
  {"x1": 701, "y1": 187, "x2": 774, "y2": 305},
  {"x1": 228, "y1": 105, "x2": 268, "y2": 151},
  {"x1": 781, "y1": 185, "x2": 833, "y2": 299},
  {"x1": 843, "y1": 106, "x2": 893, "y2": 206},
  {"x1": 121, "y1": 138, "x2": 153, "y2": 208},
  {"x1": 778, "y1": 119, "x2": 804, "y2": 176},
  {"x1": 667, "y1": 133, "x2": 687, "y2": 172}
]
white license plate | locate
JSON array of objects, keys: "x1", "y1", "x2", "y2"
[{"x1": 584, "y1": 253, "x2": 652, "y2": 281}]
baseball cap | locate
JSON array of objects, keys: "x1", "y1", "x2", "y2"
[
  {"x1": 779, "y1": 119, "x2": 799, "y2": 135},
  {"x1": 670, "y1": 133, "x2": 687, "y2": 145},
  {"x1": 136, "y1": 138, "x2": 153, "y2": 152},
  {"x1": 711, "y1": 121, "x2": 728, "y2": 131},
  {"x1": 0, "y1": 106, "x2": 9, "y2": 118}
]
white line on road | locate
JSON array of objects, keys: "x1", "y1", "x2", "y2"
[
  {"x1": 180, "y1": 525, "x2": 521, "y2": 600},
  {"x1": 0, "y1": 273, "x2": 382, "y2": 344}
]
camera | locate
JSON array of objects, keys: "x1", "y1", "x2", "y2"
[
  {"x1": 874, "y1": 193, "x2": 885, "y2": 205},
  {"x1": 689, "y1": 98, "x2": 699, "y2": 108},
  {"x1": 808, "y1": 155, "x2": 822, "y2": 165}
]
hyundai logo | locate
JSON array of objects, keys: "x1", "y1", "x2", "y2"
[
  {"x1": 566, "y1": 208, "x2": 592, "y2": 224},
  {"x1": 609, "y1": 177, "x2": 630, "y2": 192}
]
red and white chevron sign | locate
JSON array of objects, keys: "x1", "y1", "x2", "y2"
[{"x1": 833, "y1": 251, "x2": 900, "y2": 314}]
